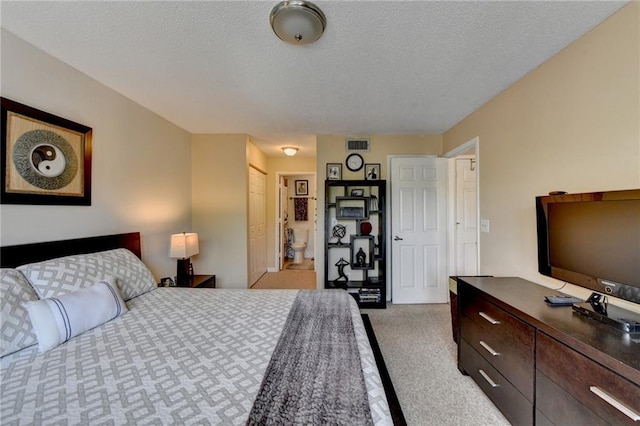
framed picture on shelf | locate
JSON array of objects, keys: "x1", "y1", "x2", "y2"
[
  {"x1": 295, "y1": 180, "x2": 308, "y2": 196},
  {"x1": 1, "y1": 97, "x2": 93, "y2": 205},
  {"x1": 364, "y1": 163, "x2": 380, "y2": 180},
  {"x1": 336, "y1": 196, "x2": 369, "y2": 220},
  {"x1": 159, "y1": 277, "x2": 176, "y2": 287},
  {"x1": 350, "y1": 188, "x2": 364, "y2": 197},
  {"x1": 327, "y1": 163, "x2": 342, "y2": 180}
]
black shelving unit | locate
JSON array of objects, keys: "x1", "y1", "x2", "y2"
[{"x1": 325, "y1": 180, "x2": 386, "y2": 308}]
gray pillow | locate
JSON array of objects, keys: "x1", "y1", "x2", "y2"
[
  {"x1": 18, "y1": 248, "x2": 156, "y2": 301},
  {"x1": 0, "y1": 269, "x2": 38, "y2": 357}
]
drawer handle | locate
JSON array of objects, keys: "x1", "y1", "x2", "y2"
[
  {"x1": 590, "y1": 386, "x2": 640, "y2": 422},
  {"x1": 479, "y1": 311, "x2": 500, "y2": 325},
  {"x1": 479, "y1": 369, "x2": 499, "y2": 388},
  {"x1": 479, "y1": 340, "x2": 499, "y2": 356}
]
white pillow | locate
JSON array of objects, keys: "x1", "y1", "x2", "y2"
[{"x1": 24, "y1": 277, "x2": 128, "y2": 352}]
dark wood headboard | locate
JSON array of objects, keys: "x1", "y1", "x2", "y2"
[{"x1": 0, "y1": 232, "x2": 141, "y2": 268}]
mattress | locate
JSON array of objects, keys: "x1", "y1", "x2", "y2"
[{"x1": 1, "y1": 288, "x2": 391, "y2": 425}]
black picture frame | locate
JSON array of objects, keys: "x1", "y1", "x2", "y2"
[
  {"x1": 159, "y1": 277, "x2": 176, "y2": 287},
  {"x1": 326, "y1": 163, "x2": 342, "y2": 180},
  {"x1": 1, "y1": 97, "x2": 92, "y2": 205},
  {"x1": 364, "y1": 163, "x2": 380, "y2": 181},
  {"x1": 350, "y1": 188, "x2": 364, "y2": 197},
  {"x1": 295, "y1": 179, "x2": 308, "y2": 196}
]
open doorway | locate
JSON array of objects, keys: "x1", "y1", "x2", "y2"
[
  {"x1": 445, "y1": 137, "x2": 480, "y2": 277},
  {"x1": 274, "y1": 172, "x2": 317, "y2": 272}
]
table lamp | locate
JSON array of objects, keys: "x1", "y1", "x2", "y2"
[{"x1": 170, "y1": 232, "x2": 199, "y2": 285}]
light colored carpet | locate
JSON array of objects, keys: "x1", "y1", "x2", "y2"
[
  {"x1": 250, "y1": 270, "x2": 316, "y2": 289},
  {"x1": 286, "y1": 259, "x2": 315, "y2": 270},
  {"x1": 362, "y1": 303, "x2": 510, "y2": 426}
]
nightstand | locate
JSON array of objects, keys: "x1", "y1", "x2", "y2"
[{"x1": 179, "y1": 274, "x2": 216, "y2": 288}]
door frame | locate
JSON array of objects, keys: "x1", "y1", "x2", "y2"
[
  {"x1": 270, "y1": 170, "x2": 317, "y2": 272},
  {"x1": 444, "y1": 137, "x2": 481, "y2": 277}
]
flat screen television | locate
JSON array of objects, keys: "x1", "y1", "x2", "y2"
[{"x1": 536, "y1": 189, "x2": 640, "y2": 307}]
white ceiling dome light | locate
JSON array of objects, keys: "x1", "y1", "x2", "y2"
[
  {"x1": 282, "y1": 147, "x2": 299, "y2": 156},
  {"x1": 270, "y1": 1, "x2": 326, "y2": 45}
]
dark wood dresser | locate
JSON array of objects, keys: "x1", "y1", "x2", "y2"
[{"x1": 457, "y1": 277, "x2": 640, "y2": 426}]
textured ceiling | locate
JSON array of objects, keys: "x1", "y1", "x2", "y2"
[{"x1": 0, "y1": 1, "x2": 628, "y2": 157}]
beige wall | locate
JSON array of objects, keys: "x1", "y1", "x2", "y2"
[
  {"x1": 191, "y1": 134, "x2": 250, "y2": 287},
  {"x1": 0, "y1": 30, "x2": 192, "y2": 279},
  {"x1": 316, "y1": 134, "x2": 443, "y2": 287},
  {"x1": 266, "y1": 156, "x2": 317, "y2": 270},
  {"x1": 443, "y1": 2, "x2": 640, "y2": 311},
  {"x1": 5, "y1": 2, "x2": 638, "y2": 306},
  {"x1": 317, "y1": 134, "x2": 443, "y2": 181},
  {"x1": 247, "y1": 138, "x2": 268, "y2": 172}
]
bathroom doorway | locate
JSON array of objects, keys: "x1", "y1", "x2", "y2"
[{"x1": 275, "y1": 172, "x2": 317, "y2": 271}]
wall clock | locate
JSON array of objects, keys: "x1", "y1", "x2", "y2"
[{"x1": 345, "y1": 153, "x2": 364, "y2": 172}]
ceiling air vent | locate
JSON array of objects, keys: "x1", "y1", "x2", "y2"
[{"x1": 345, "y1": 138, "x2": 370, "y2": 152}]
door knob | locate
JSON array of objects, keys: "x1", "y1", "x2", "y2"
[{"x1": 394, "y1": 236, "x2": 403, "y2": 241}]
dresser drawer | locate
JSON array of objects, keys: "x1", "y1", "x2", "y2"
[
  {"x1": 458, "y1": 294, "x2": 534, "y2": 338},
  {"x1": 537, "y1": 331, "x2": 640, "y2": 425},
  {"x1": 461, "y1": 313, "x2": 534, "y2": 401},
  {"x1": 460, "y1": 340, "x2": 533, "y2": 426},
  {"x1": 536, "y1": 369, "x2": 608, "y2": 426},
  {"x1": 535, "y1": 410, "x2": 554, "y2": 426}
]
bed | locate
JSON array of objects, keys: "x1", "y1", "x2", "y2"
[{"x1": 0, "y1": 232, "x2": 400, "y2": 425}]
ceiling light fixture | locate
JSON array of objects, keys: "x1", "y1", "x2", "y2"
[
  {"x1": 282, "y1": 147, "x2": 299, "y2": 156},
  {"x1": 270, "y1": 0, "x2": 326, "y2": 45}
]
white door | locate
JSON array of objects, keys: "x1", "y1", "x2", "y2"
[
  {"x1": 248, "y1": 167, "x2": 267, "y2": 286},
  {"x1": 391, "y1": 157, "x2": 448, "y2": 304},
  {"x1": 455, "y1": 157, "x2": 478, "y2": 275}
]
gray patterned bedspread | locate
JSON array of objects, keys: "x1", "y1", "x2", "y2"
[{"x1": 1, "y1": 289, "x2": 391, "y2": 425}]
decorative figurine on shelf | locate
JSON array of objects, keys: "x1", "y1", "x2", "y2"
[
  {"x1": 332, "y1": 224, "x2": 347, "y2": 244},
  {"x1": 360, "y1": 221, "x2": 372, "y2": 235},
  {"x1": 356, "y1": 247, "x2": 366, "y2": 267},
  {"x1": 334, "y1": 257, "x2": 350, "y2": 284}
]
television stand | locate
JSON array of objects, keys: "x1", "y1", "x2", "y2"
[
  {"x1": 572, "y1": 298, "x2": 640, "y2": 333},
  {"x1": 457, "y1": 277, "x2": 640, "y2": 425}
]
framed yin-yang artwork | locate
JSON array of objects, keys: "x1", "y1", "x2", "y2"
[{"x1": 1, "y1": 97, "x2": 92, "y2": 205}]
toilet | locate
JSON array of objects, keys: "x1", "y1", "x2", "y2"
[{"x1": 291, "y1": 228, "x2": 309, "y2": 264}]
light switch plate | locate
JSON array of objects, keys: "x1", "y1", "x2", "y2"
[{"x1": 480, "y1": 219, "x2": 490, "y2": 233}]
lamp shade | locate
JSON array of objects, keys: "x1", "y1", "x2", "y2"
[{"x1": 170, "y1": 233, "x2": 199, "y2": 259}]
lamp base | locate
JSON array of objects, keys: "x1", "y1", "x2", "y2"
[{"x1": 176, "y1": 258, "x2": 192, "y2": 286}]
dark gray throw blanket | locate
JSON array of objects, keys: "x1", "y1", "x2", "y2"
[{"x1": 247, "y1": 290, "x2": 374, "y2": 426}]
